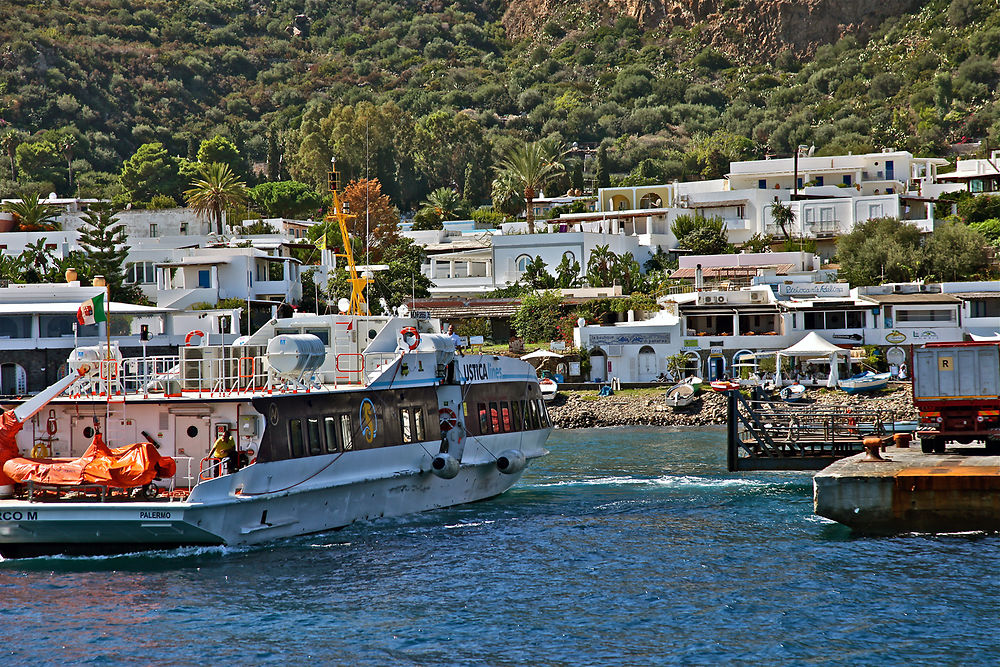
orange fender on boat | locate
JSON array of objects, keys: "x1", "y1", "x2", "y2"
[{"x1": 2, "y1": 432, "x2": 176, "y2": 488}]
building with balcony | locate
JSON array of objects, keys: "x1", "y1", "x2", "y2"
[
  {"x1": 935, "y1": 150, "x2": 1000, "y2": 194},
  {"x1": 155, "y1": 247, "x2": 301, "y2": 310}
]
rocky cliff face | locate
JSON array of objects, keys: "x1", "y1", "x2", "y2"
[{"x1": 503, "y1": 0, "x2": 925, "y2": 57}]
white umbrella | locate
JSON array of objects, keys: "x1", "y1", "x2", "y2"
[{"x1": 520, "y1": 349, "x2": 565, "y2": 360}]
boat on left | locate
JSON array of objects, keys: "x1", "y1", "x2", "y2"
[{"x1": 0, "y1": 314, "x2": 552, "y2": 558}]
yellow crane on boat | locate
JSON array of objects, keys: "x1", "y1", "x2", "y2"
[{"x1": 325, "y1": 158, "x2": 368, "y2": 315}]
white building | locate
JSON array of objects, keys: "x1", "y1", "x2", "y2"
[
  {"x1": 155, "y1": 246, "x2": 302, "y2": 310},
  {"x1": 0, "y1": 282, "x2": 239, "y2": 394}
]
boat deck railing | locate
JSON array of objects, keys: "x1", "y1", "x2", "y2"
[{"x1": 64, "y1": 348, "x2": 405, "y2": 399}]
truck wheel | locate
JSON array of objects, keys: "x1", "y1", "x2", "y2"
[
  {"x1": 920, "y1": 438, "x2": 937, "y2": 454},
  {"x1": 985, "y1": 439, "x2": 1000, "y2": 455},
  {"x1": 934, "y1": 440, "x2": 946, "y2": 454}
]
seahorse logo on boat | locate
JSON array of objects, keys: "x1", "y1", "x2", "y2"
[{"x1": 359, "y1": 398, "x2": 377, "y2": 443}]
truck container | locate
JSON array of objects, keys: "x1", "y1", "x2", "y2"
[{"x1": 913, "y1": 342, "x2": 1000, "y2": 453}]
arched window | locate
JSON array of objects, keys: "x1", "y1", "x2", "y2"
[
  {"x1": 639, "y1": 193, "x2": 662, "y2": 209},
  {"x1": 0, "y1": 362, "x2": 27, "y2": 395},
  {"x1": 515, "y1": 255, "x2": 531, "y2": 273}
]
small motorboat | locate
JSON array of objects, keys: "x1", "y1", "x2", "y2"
[
  {"x1": 539, "y1": 377, "x2": 558, "y2": 401},
  {"x1": 681, "y1": 376, "x2": 704, "y2": 393},
  {"x1": 779, "y1": 383, "x2": 807, "y2": 402},
  {"x1": 665, "y1": 383, "x2": 696, "y2": 408},
  {"x1": 839, "y1": 371, "x2": 891, "y2": 394},
  {"x1": 709, "y1": 380, "x2": 740, "y2": 392}
]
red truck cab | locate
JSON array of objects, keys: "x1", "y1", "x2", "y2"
[{"x1": 913, "y1": 342, "x2": 1000, "y2": 453}]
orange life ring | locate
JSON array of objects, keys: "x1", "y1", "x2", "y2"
[
  {"x1": 400, "y1": 326, "x2": 420, "y2": 351},
  {"x1": 439, "y1": 407, "x2": 458, "y2": 431},
  {"x1": 185, "y1": 330, "x2": 207, "y2": 346}
]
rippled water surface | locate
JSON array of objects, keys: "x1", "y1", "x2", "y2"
[{"x1": 3, "y1": 427, "x2": 998, "y2": 665}]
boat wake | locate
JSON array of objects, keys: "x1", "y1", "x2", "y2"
[{"x1": 530, "y1": 474, "x2": 808, "y2": 490}]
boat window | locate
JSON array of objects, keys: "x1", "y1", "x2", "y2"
[
  {"x1": 307, "y1": 418, "x2": 322, "y2": 455},
  {"x1": 500, "y1": 402, "x2": 511, "y2": 432},
  {"x1": 324, "y1": 417, "x2": 339, "y2": 453},
  {"x1": 478, "y1": 403, "x2": 489, "y2": 434},
  {"x1": 340, "y1": 414, "x2": 353, "y2": 450},
  {"x1": 538, "y1": 399, "x2": 550, "y2": 427},
  {"x1": 400, "y1": 408, "x2": 413, "y2": 443},
  {"x1": 289, "y1": 419, "x2": 304, "y2": 458},
  {"x1": 511, "y1": 401, "x2": 522, "y2": 432},
  {"x1": 413, "y1": 409, "x2": 425, "y2": 441},
  {"x1": 527, "y1": 400, "x2": 539, "y2": 430},
  {"x1": 489, "y1": 402, "x2": 500, "y2": 432},
  {"x1": 305, "y1": 328, "x2": 330, "y2": 345}
]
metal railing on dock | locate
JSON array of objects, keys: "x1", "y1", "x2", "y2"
[{"x1": 726, "y1": 390, "x2": 900, "y2": 471}]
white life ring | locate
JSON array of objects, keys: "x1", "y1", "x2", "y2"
[
  {"x1": 398, "y1": 326, "x2": 420, "y2": 351},
  {"x1": 439, "y1": 407, "x2": 458, "y2": 432},
  {"x1": 185, "y1": 330, "x2": 207, "y2": 347}
]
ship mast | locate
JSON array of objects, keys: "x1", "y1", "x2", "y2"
[{"x1": 327, "y1": 158, "x2": 368, "y2": 315}]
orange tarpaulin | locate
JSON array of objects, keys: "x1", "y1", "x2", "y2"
[
  {"x1": 0, "y1": 411, "x2": 24, "y2": 487},
  {"x1": 2, "y1": 432, "x2": 176, "y2": 488}
]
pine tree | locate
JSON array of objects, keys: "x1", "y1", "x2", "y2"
[{"x1": 77, "y1": 204, "x2": 134, "y2": 301}]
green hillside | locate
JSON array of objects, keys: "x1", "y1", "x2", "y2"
[{"x1": 1, "y1": 0, "x2": 999, "y2": 210}]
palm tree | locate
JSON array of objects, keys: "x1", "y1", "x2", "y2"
[
  {"x1": 1, "y1": 192, "x2": 62, "y2": 231},
  {"x1": 586, "y1": 244, "x2": 618, "y2": 287},
  {"x1": 0, "y1": 130, "x2": 24, "y2": 181},
  {"x1": 495, "y1": 140, "x2": 566, "y2": 234},
  {"x1": 184, "y1": 162, "x2": 248, "y2": 235},
  {"x1": 770, "y1": 201, "x2": 796, "y2": 242},
  {"x1": 420, "y1": 187, "x2": 465, "y2": 222}
]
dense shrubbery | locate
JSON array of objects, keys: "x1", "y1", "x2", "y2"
[{"x1": 1, "y1": 0, "x2": 999, "y2": 216}]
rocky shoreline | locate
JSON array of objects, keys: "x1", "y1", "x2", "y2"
[{"x1": 547, "y1": 384, "x2": 919, "y2": 429}]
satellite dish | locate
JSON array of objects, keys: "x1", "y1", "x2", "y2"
[
  {"x1": 397, "y1": 304, "x2": 410, "y2": 318},
  {"x1": 337, "y1": 298, "x2": 350, "y2": 313}
]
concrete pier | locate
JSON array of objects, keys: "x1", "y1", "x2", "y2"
[{"x1": 814, "y1": 446, "x2": 1000, "y2": 533}]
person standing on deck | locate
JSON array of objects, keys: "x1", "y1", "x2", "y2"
[{"x1": 210, "y1": 427, "x2": 238, "y2": 475}]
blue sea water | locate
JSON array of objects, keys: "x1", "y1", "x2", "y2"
[{"x1": 2, "y1": 426, "x2": 998, "y2": 666}]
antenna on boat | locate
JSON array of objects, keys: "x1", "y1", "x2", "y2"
[{"x1": 327, "y1": 157, "x2": 368, "y2": 315}]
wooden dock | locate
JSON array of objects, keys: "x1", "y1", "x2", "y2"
[{"x1": 726, "y1": 390, "x2": 903, "y2": 471}]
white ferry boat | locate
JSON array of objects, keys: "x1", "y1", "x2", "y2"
[{"x1": 0, "y1": 313, "x2": 551, "y2": 557}]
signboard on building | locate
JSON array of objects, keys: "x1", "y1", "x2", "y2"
[
  {"x1": 885, "y1": 330, "x2": 907, "y2": 344},
  {"x1": 683, "y1": 339, "x2": 699, "y2": 348},
  {"x1": 569, "y1": 362, "x2": 581, "y2": 376},
  {"x1": 589, "y1": 333, "x2": 672, "y2": 345},
  {"x1": 778, "y1": 283, "x2": 851, "y2": 298},
  {"x1": 550, "y1": 341, "x2": 566, "y2": 351}
]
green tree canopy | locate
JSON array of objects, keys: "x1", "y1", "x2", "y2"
[
  {"x1": 957, "y1": 194, "x2": 1000, "y2": 224},
  {"x1": 836, "y1": 217, "x2": 923, "y2": 286},
  {"x1": 197, "y1": 135, "x2": 246, "y2": 177},
  {"x1": 248, "y1": 180, "x2": 323, "y2": 219},
  {"x1": 16, "y1": 140, "x2": 64, "y2": 191},
  {"x1": 119, "y1": 143, "x2": 181, "y2": 203},
  {"x1": 512, "y1": 290, "x2": 563, "y2": 342},
  {"x1": 920, "y1": 221, "x2": 990, "y2": 281}
]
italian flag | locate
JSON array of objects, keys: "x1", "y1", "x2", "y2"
[{"x1": 77, "y1": 293, "x2": 107, "y2": 326}]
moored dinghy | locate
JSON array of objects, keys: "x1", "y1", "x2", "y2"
[
  {"x1": 779, "y1": 383, "x2": 807, "y2": 402},
  {"x1": 665, "y1": 383, "x2": 696, "y2": 408},
  {"x1": 839, "y1": 371, "x2": 891, "y2": 394}
]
